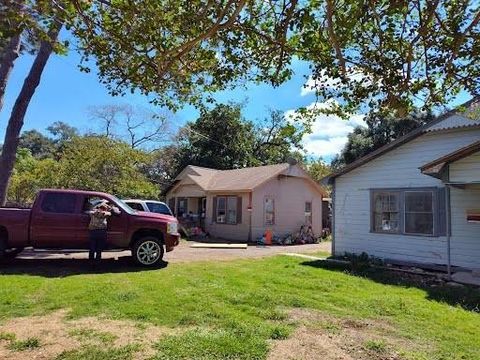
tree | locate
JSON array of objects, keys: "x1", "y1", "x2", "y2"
[
  {"x1": 55, "y1": 136, "x2": 158, "y2": 199},
  {"x1": 253, "y1": 110, "x2": 306, "y2": 165},
  {"x1": 0, "y1": 0, "x2": 302, "y2": 205},
  {"x1": 176, "y1": 103, "x2": 255, "y2": 171},
  {"x1": 305, "y1": 158, "x2": 332, "y2": 184},
  {"x1": 46, "y1": 121, "x2": 79, "y2": 144},
  {"x1": 87, "y1": 104, "x2": 170, "y2": 149},
  {"x1": 332, "y1": 111, "x2": 434, "y2": 168},
  {"x1": 297, "y1": 1, "x2": 480, "y2": 116},
  {"x1": 18, "y1": 129, "x2": 55, "y2": 158},
  {"x1": 0, "y1": 0, "x2": 68, "y2": 205},
  {"x1": 7, "y1": 148, "x2": 59, "y2": 206},
  {"x1": 169, "y1": 104, "x2": 307, "y2": 178}
]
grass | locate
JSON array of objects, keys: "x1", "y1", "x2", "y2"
[
  {"x1": 0, "y1": 255, "x2": 479, "y2": 359},
  {"x1": 364, "y1": 339, "x2": 388, "y2": 353},
  {"x1": 56, "y1": 344, "x2": 140, "y2": 360},
  {"x1": 7, "y1": 337, "x2": 41, "y2": 351},
  {"x1": 68, "y1": 328, "x2": 117, "y2": 344},
  {"x1": 0, "y1": 332, "x2": 16, "y2": 341}
]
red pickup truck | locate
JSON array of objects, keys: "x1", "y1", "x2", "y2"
[{"x1": 0, "y1": 189, "x2": 180, "y2": 266}]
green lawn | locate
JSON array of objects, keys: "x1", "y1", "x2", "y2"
[{"x1": 0, "y1": 256, "x2": 479, "y2": 359}]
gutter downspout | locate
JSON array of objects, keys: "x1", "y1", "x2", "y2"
[{"x1": 446, "y1": 184, "x2": 451, "y2": 279}]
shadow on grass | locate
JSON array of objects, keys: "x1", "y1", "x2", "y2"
[
  {"x1": 301, "y1": 260, "x2": 480, "y2": 313},
  {"x1": 0, "y1": 256, "x2": 168, "y2": 278}
]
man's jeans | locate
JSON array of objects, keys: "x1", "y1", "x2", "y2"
[{"x1": 89, "y1": 229, "x2": 107, "y2": 260}]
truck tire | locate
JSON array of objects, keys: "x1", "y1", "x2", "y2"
[{"x1": 132, "y1": 236, "x2": 164, "y2": 267}]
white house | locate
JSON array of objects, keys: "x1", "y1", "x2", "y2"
[
  {"x1": 165, "y1": 162, "x2": 325, "y2": 242},
  {"x1": 325, "y1": 98, "x2": 480, "y2": 272}
]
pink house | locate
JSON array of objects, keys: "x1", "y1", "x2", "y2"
[{"x1": 165, "y1": 162, "x2": 326, "y2": 242}]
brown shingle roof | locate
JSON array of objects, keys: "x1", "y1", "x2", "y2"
[
  {"x1": 205, "y1": 163, "x2": 289, "y2": 191},
  {"x1": 173, "y1": 163, "x2": 326, "y2": 195}
]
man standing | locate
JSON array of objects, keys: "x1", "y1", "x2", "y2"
[{"x1": 88, "y1": 201, "x2": 115, "y2": 261}]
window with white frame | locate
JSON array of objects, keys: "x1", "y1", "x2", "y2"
[
  {"x1": 371, "y1": 188, "x2": 440, "y2": 236},
  {"x1": 305, "y1": 202, "x2": 312, "y2": 224},
  {"x1": 216, "y1": 196, "x2": 237, "y2": 224},
  {"x1": 264, "y1": 198, "x2": 275, "y2": 225}
]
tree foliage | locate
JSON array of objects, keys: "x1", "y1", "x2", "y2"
[
  {"x1": 7, "y1": 148, "x2": 59, "y2": 206},
  {"x1": 56, "y1": 136, "x2": 158, "y2": 199},
  {"x1": 332, "y1": 110, "x2": 435, "y2": 168},
  {"x1": 72, "y1": 0, "x2": 300, "y2": 109},
  {"x1": 296, "y1": 0, "x2": 480, "y2": 116},
  {"x1": 171, "y1": 104, "x2": 306, "y2": 176}
]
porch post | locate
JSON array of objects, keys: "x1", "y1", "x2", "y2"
[{"x1": 446, "y1": 184, "x2": 451, "y2": 278}]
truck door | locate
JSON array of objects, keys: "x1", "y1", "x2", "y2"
[
  {"x1": 30, "y1": 192, "x2": 83, "y2": 248},
  {"x1": 77, "y1": 195, "x2": 129, "y2": 249}
]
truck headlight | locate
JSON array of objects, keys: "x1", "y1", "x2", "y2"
[{"x1": 167, "y1": 222, "x2": 178, "y2": 235}]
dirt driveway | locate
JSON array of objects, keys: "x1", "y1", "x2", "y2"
[{"x1": 16, "y1": 240, "x2": 331, "y2": 263}]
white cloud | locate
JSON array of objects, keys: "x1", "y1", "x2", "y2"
[{"x1": 286, "y1": 99, "x2": 365, "y2": 158}]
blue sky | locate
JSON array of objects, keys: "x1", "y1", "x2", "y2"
[{"x1": 0, "y1": 47, "x2": 472, "y2": 162}]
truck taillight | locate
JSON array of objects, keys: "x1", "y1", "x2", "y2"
[{"x1": 167, "y1": 222, "x2": 178, "y2": 235}]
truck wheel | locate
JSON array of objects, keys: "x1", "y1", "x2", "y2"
[{"x1": 132, "y1": 236, "x2": 164, "y2": 267}]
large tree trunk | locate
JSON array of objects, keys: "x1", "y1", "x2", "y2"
[
  {"x1": 0, "y1": 24, "x2": 61, "y2": 205},
  {"x1": 0, "y1": 34, "x2": 22, "y2": 112}
]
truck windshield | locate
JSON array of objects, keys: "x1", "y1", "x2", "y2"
[{"x1": 110, "y1": 196, "x2": 136, "y2": 215}]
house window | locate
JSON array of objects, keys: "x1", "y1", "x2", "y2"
[
  {"x1": 177, "y1": 198, "x2": 187, "y2": 217},
  {"x1": 404, "y1": 191, "x2": 434, "y2": 235},
  {"x1": 305, "y1": 202, "x2": 312, "y2": 224},
  {"x1": 264, "y1": 198, "x2": 275, "y2": 225},
  {"x1": 216, "y1": 196, "x2": 237, "y2": 224},
  {"x1": 372, "y1": 192, "x2": 400, "y2": 233},
  {"x1": 371, "y1": 188, "x2": 441, "y2": 236}
]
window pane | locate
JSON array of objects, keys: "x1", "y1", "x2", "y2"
[
  {"x1": 226, "y1": 197, "x2": 237, "y2": 224},
  {"x1": 217, "y1": 197, "x2": 226, "y2": 223},
  {"x1": 127, "y1": 202, "x2": 144, "y2": 211},
  {"x1": 147, "y1": 202, "x2": 171, "y2": 215},
  {"x1": 405, "y1": 213, "x2": 433, "y2": 234},
  {"x1": 305, "y1": 202, "x2": 312, "y2": 212},
  {"x1": 405, "y1": 192, "x2": 433, "y2": 212},
  {"x1": 41, "y1": 193, "x2": 76, "y2": 214},
  {"x1": 372, "y1": 191, "x2": 400, "y2": 233},
  {"x1": 374, "y1": 212, "x2": 399, "y2": 232},
  {"x1": 265, "y1": 198, "x2": 274, "y2": 225}
]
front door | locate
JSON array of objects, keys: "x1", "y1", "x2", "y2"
[{"x1": 76, "y1": 195, "x2": 129, "y2": 249}]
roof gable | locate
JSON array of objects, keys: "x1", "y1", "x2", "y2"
[{"x1": 325, "y1": 97, "x2": 480, "y2": 183}]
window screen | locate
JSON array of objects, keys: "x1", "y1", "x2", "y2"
[
  {"x1": 265, "y1": 198, "x2": 275, "y2": 225},
  {"x1": 404, "y1": 191, "x2": 434, "y2": 235},
  {"x1": 305, "y1": 202, "x2": 312, "y2": 224},
  {"x1": 372, "y1": 192, "x2": 400, "y2": 233}
]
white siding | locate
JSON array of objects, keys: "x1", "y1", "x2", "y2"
[
  {"x1": 449, "y1": 152, "x2": 480, "y2": 183},
  {"x1": 334, "y1": 127, "x2": 480, "y2": 268},
  {"x1": 450, "y1": 187, "x2": 480, "y2": 269}
]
